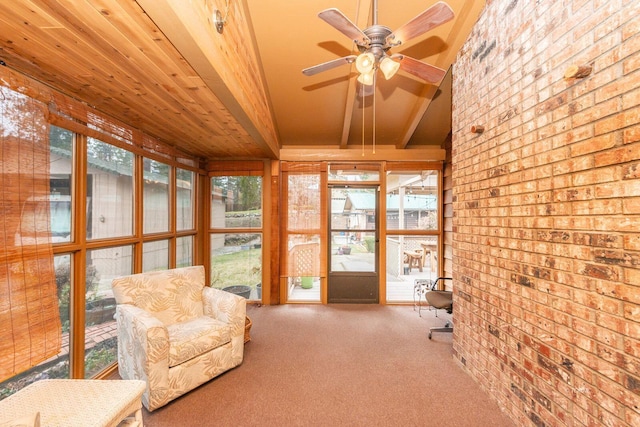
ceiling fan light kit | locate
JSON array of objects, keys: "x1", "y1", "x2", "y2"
[
  {"x1": 379, "y1": 56, "x2": 400, "y2": 80},
  {"x1": 355, "y1": 52, "x2": 375, "y2": 74},
  {"x1": 357, "y1": 70, "x2": 375, "y2": 86}
]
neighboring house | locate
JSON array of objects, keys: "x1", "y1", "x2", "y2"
[
  {"x1": 334, "y1": 191, "x2": 437, "y2": 231},
  {"x1": 48, "y1": 147, "x2": 192, "y2": 285}
]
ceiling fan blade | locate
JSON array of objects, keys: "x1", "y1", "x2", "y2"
[
  {"x1": 393, "y1": 55, "x2": 446, "y2": 83},
  {"x1": 318, "y1": 8, "x2": 370, "y2": 46},
  {"x1": 386, "y1": 2, "x2": 454, "y2": 46},
  {"x1": 302, "y1": 55, "x2": 358, "y2": 76}
]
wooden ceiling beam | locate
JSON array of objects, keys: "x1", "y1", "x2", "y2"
[
  {"x1": 135, "y1": 0, "x2": 280, "y2": 159},
  {"x1": 280, "y1": 146, "x2": 445, "y2": 162}
]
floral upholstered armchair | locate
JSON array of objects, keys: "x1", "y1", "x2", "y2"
[{"x1": 111, "y1": 265, "x2": 246, "y2": 411}]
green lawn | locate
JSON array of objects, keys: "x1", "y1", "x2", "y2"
[{"x1": 210, "y1": 247, "x2": 261, "y2": 289}]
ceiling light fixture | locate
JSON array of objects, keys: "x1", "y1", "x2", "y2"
[
  {"x1": 354, "y1": 53, "x2": 399, "y2": 85},
  {"x1": 355, "y1": 52, "x2": 375, "y2": 74},
  {"x1": 379, "y1": 56, "x2": 400, "y2": 80},
  {"x1": 357, "y1": 69, "x2": 375, "y2": 86}
]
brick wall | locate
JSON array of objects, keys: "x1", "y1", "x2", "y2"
[{"x1": 451, "y1": 1, "x2": 640, "y2": 426}]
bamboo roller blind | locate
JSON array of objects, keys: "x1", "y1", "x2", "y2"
[
  {"x1": 0, "y1": 86, "x2": 61, "y2": 381},
  {"x1": 283, "y1": 162, "x2": 323, "y2": 278}
]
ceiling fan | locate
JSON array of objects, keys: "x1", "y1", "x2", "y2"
[{"x1": 302, "y1": 1, "x2": 455, "y2": 86}]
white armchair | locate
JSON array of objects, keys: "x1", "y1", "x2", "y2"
[{"x1": 111, "y1": 266, "x2": 246, "y2": 411}]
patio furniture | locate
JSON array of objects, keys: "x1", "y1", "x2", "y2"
[
  {"x1": 413, "y1": 278, "x2": 432, "y2": 315},
  {"x1": 0, "y1": 379, "x2": 146, "y2": 427},
  {"x1": 403, "y1": 250, "x2": 423, "y2": 272},
  {"x1": 419, "y1": 242, "x2": 438, "y2": 272},
  {"x1": 111, "y1": 266, "x2": 246, "y2": 411},
  {"x1": 425, "y1": 277, "x2": 453, "y2": 339}
]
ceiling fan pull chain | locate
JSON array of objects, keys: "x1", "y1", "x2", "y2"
[
  {"x1": 373, "y1": 73, "x2": 376, "y2": 154},
  {"x1": 362, "y1": 82, "x2": 365, "y2": 157}
]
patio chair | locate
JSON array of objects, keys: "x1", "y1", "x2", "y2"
[{"x1": 424, "y1": 277, "x2": 453, "y2": 339}]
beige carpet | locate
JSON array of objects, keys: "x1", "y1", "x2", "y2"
[{"x1": 138, "y1": 304, "x2": 515, "y2": 426}]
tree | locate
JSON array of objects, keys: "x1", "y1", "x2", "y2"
[
  {"x1": 237, "y1": 176, "x2": 261, "y2": 211},
  {"x1": 212, "y1": 176, "x2": 261, "y2": 212}
]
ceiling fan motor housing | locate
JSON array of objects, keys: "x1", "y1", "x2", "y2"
[{"x1": 359, "y1": 25, "x2": 393, "y2": 60}]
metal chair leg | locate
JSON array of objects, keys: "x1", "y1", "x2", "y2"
[{"x1": 428, "y1": 321, "x2": 452, "y2": 339}]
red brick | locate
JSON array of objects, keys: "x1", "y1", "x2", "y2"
[
  {"x1": 595, "y1": 180, "x2": 640, "y2": 198},
  {"x1": 575, "y1": 167, "x2": 618, "y2": 186},
  {"x1": 623, "y1": 197, "x2": 640, "y2": 213},
  {"x1": 623, "y1": 86, "x2": 640, "y2": 109},
  {"x1": 595, "y1": 112, "x2": 627, "y2": 135},
  {"x1": 594, "y1": 146, "x2": 637, "y2": 167}
]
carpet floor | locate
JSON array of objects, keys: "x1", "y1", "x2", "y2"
[{"x1": 138, "y1": 304, "x2": 515, "y2": 426}]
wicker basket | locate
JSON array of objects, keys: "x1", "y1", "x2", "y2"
[{"x1": 244, "y1": 316, "x2": 252, "y2": 343}]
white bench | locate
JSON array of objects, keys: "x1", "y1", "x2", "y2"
[{"x1": 0, "y1": 379, "x2": 146, "y2": 427}]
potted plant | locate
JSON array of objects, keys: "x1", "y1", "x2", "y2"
[
  {"x1": 300, "y1": 276, "x2": 313, "y2": 289},
  {"x1": 222, "y1": 285, "x2": 252, "y2": 299}
]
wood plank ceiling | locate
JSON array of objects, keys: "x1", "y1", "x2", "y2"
[{"x1": 0, "y1": 1, "x2": 484, "y2": 161}]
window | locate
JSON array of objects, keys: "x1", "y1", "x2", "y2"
[
  {"x1": 176, "y1": 236, "x2": 193, "y2": 268},
  {"x1": 210, "y1": 233, "x2": 262, "y2": 298},
  {"x1": 386, "y1": 171, "x2": 438, "y2": 230},
  {"x1": 176, "y1": 168, "x2": 194, "y2": 231},
  {"x1": 210, "y1": 174, "x2": 262, "y2": 301},
  {"x1": 386, "y1": 170, "x2": 440, "y2": 302},
  {"x1": 50, "y1": 126, "x2": 74, "y2": 242},
  {"x1": 143, "y1": 158, "x2": 169, "y2": 234},
  {"x1": 87, "y1": 138, "x2": 134, "y2": 239},
  {"x1": 211, "y1": 176, "x2": 262, "y2": 229},
  {"x1": 143, "y1": 240, "x2": 169, "y2": 272},
  {"x1": 328, "y1": 164, "x2": 379, "y2": 182},
  {"x1": 84, "y1": 246, "x2": 132, "y2": 377}
]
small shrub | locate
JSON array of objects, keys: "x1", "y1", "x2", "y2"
[{"x1": 364, "y1": 236, "x2": 376, "y2": 253}]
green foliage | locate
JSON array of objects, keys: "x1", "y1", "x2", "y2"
[
  {"x1": 212, "y1": 176, "x2": 262, "y2": 212},
  {"x1": 84, "y1": 338, "x2": 117, "y2": 377},
  {"x1": 55, "y1": 262, "x2": 100, "y2": 333},
  {"x1": 236, "y1": 176, "x2": 261, "y2": 211},
  {"x1": 49, "y1": 126, "x2": 73, "y2": 151},
  {"x1": 87, "y1": 137, "x2": 133, "y2": 167},
  {"x1": 176, "y1": 168, "x2": 193, "y2": 182},
  {"x1": 364, "y1": 236, "x2": 376, "y2": 253}
]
